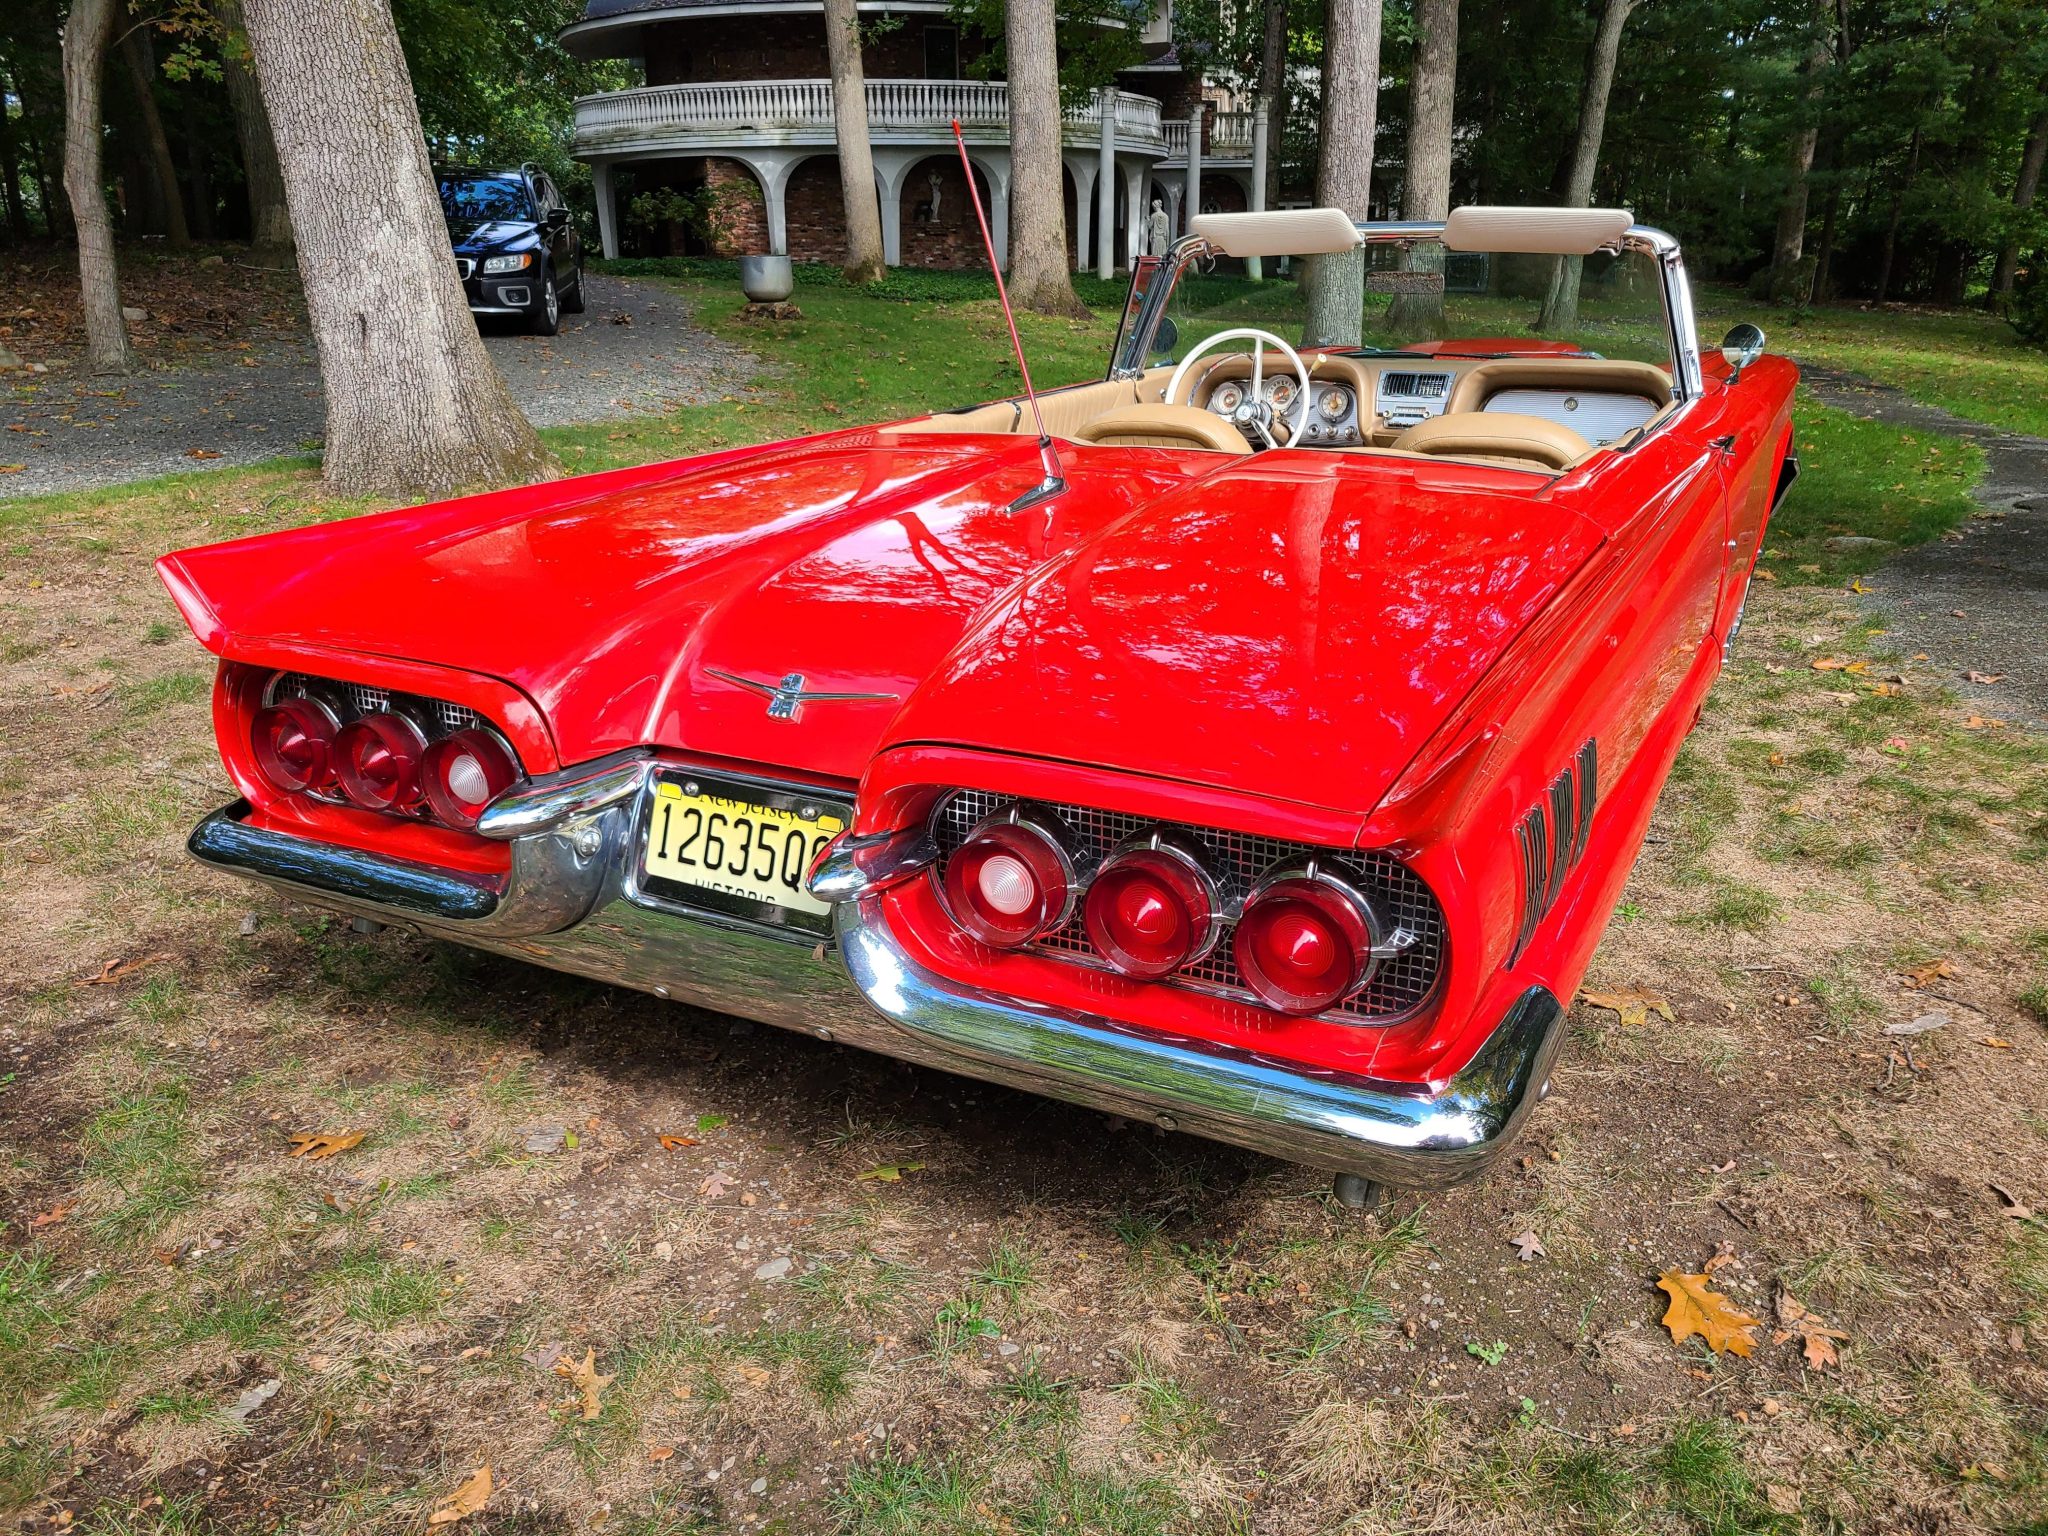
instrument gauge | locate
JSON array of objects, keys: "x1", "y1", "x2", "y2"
[
  {"x1": 1211, "y1": 382, "x2": 1245, "y2": 414},
  {"x1": 1319, "y1": 386, "x2": 1350, "y2": 422},
  {"x1": 1263, "y1": 377, "x2": 1299, "y2": 411}
]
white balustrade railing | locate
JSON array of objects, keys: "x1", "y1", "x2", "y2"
[
  {"x1": 574, "y1": 79, "x2": 1165, "y2": 152},
  {"x1": 1161, "y1": 112, "x2": 1255, "y2": 161}
]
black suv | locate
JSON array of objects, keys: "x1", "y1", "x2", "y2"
[{"x1": 438, "y1": 165, "x2": 585, "y2": 335}]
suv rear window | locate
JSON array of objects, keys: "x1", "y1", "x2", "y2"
[{"x1": 440, "y1": 175, "x2": 533, "y2": 223}]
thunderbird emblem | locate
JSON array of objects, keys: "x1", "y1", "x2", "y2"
[{"x1": 705, "y1": 668, "x2": 899, "y2": 722}]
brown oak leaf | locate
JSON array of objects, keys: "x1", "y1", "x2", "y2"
[
  {"x1": 1656, "y1": 1271, "x2": 1761, "y2": 1356},
  {"x1": 699, "y1": 1171, "x2": 736, "y2": 1199},
  {"x1": 288, "y1": 1129, "x2": 365, "y2": 1160},
  {"x1": 1902, "y1": 959, "x2": 1955, "y2": 988},
  {"x1": 427, "y1": 1466, "x2": 492, "y2": 1525},
  {"x1": 1776, "y1": 1292, "x2": 1849, "y2": 1371},
  {"x1": 554, "y1": 1349, "x2": 614, "y2": 1421},
  {"x1": 76, "y1": 952, "x2": 172, "y2": 987},
  {"x1": 656, "y1": 1134, "x2": 698, "y2": 1151},
  {"x1": 1578, "y1": 987, "x2": 1676, "y2": 1027},
  {"x1": 29, "y1": 1202, "x2": 73, "y2": 1229},
  {"x1": 1510, "y1": 1231, "x2": 1547, "y2": 1262}
]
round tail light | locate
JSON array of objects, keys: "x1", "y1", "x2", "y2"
[
  {"x1": 1083, "y1": 834, "x2": 1220, "y2": 980},
  {"x1": 1232, "y1": 861, "x2": 1386, "y2": 1016},
  {"x1": 333, "y1": 712, "x2": 427, "y2": 812},
  {"x1": 420, "y1": 729, "x2": 519, "y2": 828},
  {"x1": 941, "y1": 805, "x2": 1085, "y2": 949},
  {"x1": 251, "y1": 698, "x2": 339, "y2": 794}
]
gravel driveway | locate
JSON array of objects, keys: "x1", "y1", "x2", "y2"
[{"x1": 0, "y1": 274, "x2": 752, "y2": 500}]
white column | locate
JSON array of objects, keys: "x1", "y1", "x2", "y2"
[
  {"x1": 1248, "y1": 110, "x2": 1269, "y2": 281},
  {"x1": 1184, "y1": 106, "x2": 1203, "y2": 240},
  {"x1": 1122, "y1": 160, "x2": 1144, "y2": 269},
  {"x1": 747, "y1": 153, "x2": 801, "y2": 257},
  {"x1": 1165, "y1": 182, "x2": 1182, "y2": 240},
  {"x1": 1096, "y1": 89, "x2": 1116, "y2": 279},
  {"x1": 592, "y1": 161, "x2": 619, "y2": 260},
  {"x1": 872, "y1": 149, "x2": 916, "y2": 267},
  {"x1": 981, "y1": 156, "x2": 1011, "y2": 269},
  {"x1": 1070, "y1": 158, "x2": 1095, "y2": 269}
]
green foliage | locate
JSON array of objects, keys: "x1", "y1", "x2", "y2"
[
  {"x1": 2012, "y1": 262, "x2": 2048, "y2": 350},
  {"x1": 944, "y1": 0, "x2": 1149, "y2": 108}
]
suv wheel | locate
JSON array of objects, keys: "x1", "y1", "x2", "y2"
[
  {"x1": 561, "y1": 264, "x2": 586, "y2": 315},
  {"x1": 529, "y1": 269, "x2": 561, "y2": 336}
]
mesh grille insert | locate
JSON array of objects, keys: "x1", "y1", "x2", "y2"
[{"x1": 931, "y1": 791, "x2": 1445, "y2": 1022}]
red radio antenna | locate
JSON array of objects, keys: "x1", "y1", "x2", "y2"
[{"x1": 952, "y1": 119, "x2": 1066, "y2": 511}]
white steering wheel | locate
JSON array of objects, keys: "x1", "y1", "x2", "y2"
[{"x1": 1164, "y1": 327, "x2": 1314, "y2": 448}]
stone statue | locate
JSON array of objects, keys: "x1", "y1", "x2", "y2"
[
  {"x1": 1147, "y1": 199, "x2": 1170, "y2": 257},
  {"x1": 916, "y1": 171, "x2": 943, "y2": 225}
]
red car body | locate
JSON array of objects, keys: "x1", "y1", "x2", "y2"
[{"x1": 159, "y1": 213, "x2": 1798, "y2": 1191}]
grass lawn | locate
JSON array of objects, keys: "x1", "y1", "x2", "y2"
[{"x1": 3, "y1": 265, "x2": 2046, "y2": 1535}]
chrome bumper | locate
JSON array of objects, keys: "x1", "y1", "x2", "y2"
[{"x1": 188, "y1": 769, "x2": 1562, "y2": 1187}]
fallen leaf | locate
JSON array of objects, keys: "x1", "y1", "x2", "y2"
[
  {"x1": 287, "y1": 1129, "x2": 365, "y2": 1160},
  {"x1": 184, "y1": 447, "x2": 223, "y2": 459},
  {"x1": 1902, "y1": 959, "x2": 1956, "y2": 988},
  {"x1": 1510, "y1": 1231, "x2": 1546, "y2": 1262},
  {"x1": 855, "y1": 1161, "x2": 926, "y2": 1182},
  {"x1": 1703, "y1": 1241, "x2": 1738, "y2": 1274},
  {"x1": 1810, "y1": 657, "x2": 1852, "y2": 671},
  {"x1": 76, "y1": 952, "x2": 173, "y2": 987},
  {"x1": 696, "y1": 1113, "x2": 729, "y2": 1132},
  {"x1": 1776, "y1": 1292, "x2": 1848, "y2": 1371},
  {"x1": 1656, "y1": 1271, "x2": 1761, "y2": 1356},
  {"x1": 1847, "y1": 577, "x2": 1872, "y2": 594},
  {"x1": 1964, "y1": 715, "x2": 2009, "y2": 730},
  {"x1": 29, "y1": 1201, "x2": 73, "y2": 1229},
  {"x1": 656, "y1": 1134, "x2": 698, "y2": 1151},
  {"x1": 224, "y1": 1377, "x2": 282, "y2": 1423},
  {"x1": 0, "y1": 464, "x2": 21, "y2": 474},
  {"x1": 1965, "y1": 671, "x2": 2006, "y2": 684},
  {"x1": 554, "y1": 1349, "x2": 614, "y2": 1421},
  {"x1": 1991, "y1": 1183, "x2": 2035, "y2": 1220},
  {"x1": 699, "y1": 1171, "x2": 736, "y2": 1199},
  {"x1": 1767, "y1": 751, "x2": 1786, "y2": 767},
  {"x1": 737, "y1": 1364, "x2": 772, "y2": 1387},
  {"x1": 648, "y1": 1445, "x2": 675, "y2": 1463},
  {"x1": 427, "y1": 1466, "x2": 492, "y2": 1525},
  {"x1": 1979, "y1": 1037, "x2": 2015, "y2": 1049},
  {"x1": 1578, "y1": 986, "x2": 1676, "y2": 1028}
]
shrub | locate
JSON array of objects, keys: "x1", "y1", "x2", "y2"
[{"x1": 2011, "y1": 261, "x2": 2048, "y2": 348}]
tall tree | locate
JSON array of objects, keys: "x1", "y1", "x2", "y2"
[
  {"x1": 239, "y1": 0, "x2": 553, "y2": 497},
  {"x1": 1389, "y1": 0, "x2": 1459, "y2": 335},
  {"x1": 1303, "y1": 0, "x2": 1383, "y2": 347},
  {"x1": 822, "y1": 0, "x2": 884, "y2": 284},
  {"x1": 1990, "y1": 96, "x2": 2047, "y2": 303},
  {"x1": 214, "y1": 0, "x2": 292, "y2": 249},
  {"x1": 117, "y1": 15, "x2": 190, "y2": 248},
  {"x1": 1537, "y1": 0, "x2": 1638, "y2": 333},
  {"x1": 1258, "y1": 0, "x2": 1288, "y2": 211},
  {"x1": 1003, "y1": 0, "x2": 1084, "y2": 315},
  {"x1": 61, "y1": 0, "x2": 135, "y2": 375},
  {"x1": 1764, "y1": 0, "x2": 1832, "y2": 298}
]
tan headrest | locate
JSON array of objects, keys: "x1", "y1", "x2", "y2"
[
  {"x1": 1072, "y1": 403, "x2": 1254, "y2": 455},
  {"x1": 1390, "y1": 411, "x2": 1591, "y2": 471}
]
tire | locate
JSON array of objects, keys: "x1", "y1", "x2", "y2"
[
  {"x1": 529, "y1": 268, "x2": 561, "y2": 336},
  {"x1": 560, "y1": 263, "x2": 586, "y2": 315}
]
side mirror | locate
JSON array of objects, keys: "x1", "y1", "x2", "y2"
[
  {"x1": 544, "y1": 208, "x2": 571, "y2": 230},
  {"x1": 1720, "y1": 323, "x2": 1766, "y2": 383},
  {"x1": 1150, "y1": 315, "x2": 1179, "y2": 358}
]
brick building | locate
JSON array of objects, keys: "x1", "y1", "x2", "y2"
[{"x1": 560, "y1": 0, "x2": 1257, "y2": 271}]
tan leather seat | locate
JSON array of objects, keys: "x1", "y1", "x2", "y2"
[
  {"x1": 1390, "y1": 411, "x2": 1591, "y2": 471},
  {"x1": 1071, "y1": 403, "x2": 1253, "y2": 454}
]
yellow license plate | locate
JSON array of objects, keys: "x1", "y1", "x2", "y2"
[{"x1": 641, "y1": 781, "x2": 845, "y2": 918}]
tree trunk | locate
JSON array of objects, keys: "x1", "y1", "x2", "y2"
[
  {"x1": 0, "y1": 93, "x2": 29, "y2": 240},
  {"x1": 1766, "y1": 10, "x2": 1830, "y2": 299},
  {"x1": 1537, "y1": 0, "x2": 1635, "y2": 333},
  {"x1": 239, "y1": 0, "x2": 553, "y2": 497},
  {"x1": 62, "y1": 0, "x2": 136, "y2": 375},
  {"x1": 1989, "y1": 100, "x2": 2047, "y2": 302},
  {"x1": 1258, "y1": 0, "x2": 1288, "y2": 210},
  {"x1": 118, "y1": 19, "x2": 190, "y2": 249},
  {"x1": 214, "y1": 0, "x2": 292, "y2": 250},
  {"x1": 1875, "y1": 124, "x2": 1920, "y2": 303},
  {"x1": 1003, "y1": 0, "x2": 1083, "y2": 316},
  {"x1": 1303, "y1": 0, "x2": 1383, "y2": 347},
  {"x1": 1388, "y1": 0, "x2": 1457, "y2": 336},
  {"x1": 821, "y1": 0, "x2": 885, "y2": 283}
]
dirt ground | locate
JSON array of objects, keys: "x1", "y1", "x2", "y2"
[{"x1": 2, "y1": 458, "x2": 2046, "y2": 1534}]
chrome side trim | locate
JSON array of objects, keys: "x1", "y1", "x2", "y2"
[{"x1": 805, "y1": 823, "x2": 939, "y2": 902}]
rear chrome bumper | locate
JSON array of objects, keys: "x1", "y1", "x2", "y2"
[{"x1": 188, "y1": 772, "x2": 1562, "y2": 1187}]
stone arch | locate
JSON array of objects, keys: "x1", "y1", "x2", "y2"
[{"x1": 895, "y1": 152, "x2": 995, "y2": 270}]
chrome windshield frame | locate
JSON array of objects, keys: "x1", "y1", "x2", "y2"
[{"x1": 1108, "y1": 220, "x2": 1704, "y2": 402}]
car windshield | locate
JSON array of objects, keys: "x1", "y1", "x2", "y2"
[
  {"x1": 1128, "y1": 239, "x2": 1676, "y2": 374},
  {"x1": 439, "y1": 175, "x2": 532, "y2": 223}
]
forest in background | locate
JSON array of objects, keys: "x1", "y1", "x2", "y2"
[{"x1": 1, "y1": 0, "x2": 2043, "y2": 309}]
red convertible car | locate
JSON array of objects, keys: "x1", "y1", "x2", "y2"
[{"x1": 159, "y1": 206, "x2": 1796, "y2": 1203}]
